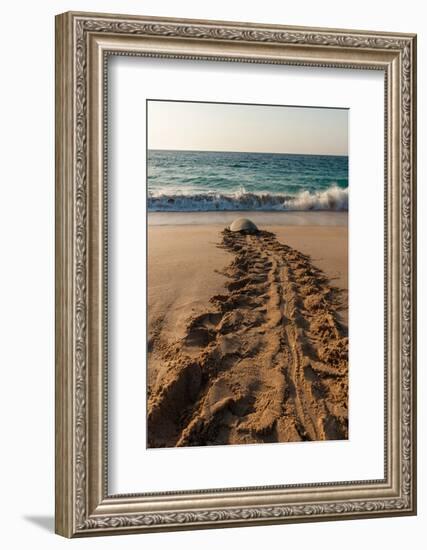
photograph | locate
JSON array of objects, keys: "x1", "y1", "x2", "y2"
[{"x1": 146, "y1": 100, "x2": 349, "y2": 448}]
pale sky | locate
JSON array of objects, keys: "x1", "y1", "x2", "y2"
[{"x1": 147, "y1": 100, "x2": 348, "y2": 156}]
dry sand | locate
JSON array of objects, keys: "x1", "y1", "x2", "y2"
[{"x1": 147, "y1": 216, "x2": 348, "y2": 448}]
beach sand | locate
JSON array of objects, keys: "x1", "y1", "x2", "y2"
[{"x1": 147, "y1": 213, "x2": 348, "y2": 448}]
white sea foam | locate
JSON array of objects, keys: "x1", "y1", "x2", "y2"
[
  {"x1": 147, "y1": 184, "x2": 348, "y2": 212},
  {"x1": 283, "y1": 185, "x2": 348, "y2": 211}
]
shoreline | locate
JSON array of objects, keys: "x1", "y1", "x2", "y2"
[{"x1": 148, "y1": 210, "x2": 348, "y2": 227}]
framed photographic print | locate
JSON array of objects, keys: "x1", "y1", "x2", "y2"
[{"x1": 55, "y1": 11, "x2": 417, "y2": 537}]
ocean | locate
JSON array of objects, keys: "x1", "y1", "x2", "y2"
[{"x1": 147, "y1": 150, "x2": 348, "y2": 212}]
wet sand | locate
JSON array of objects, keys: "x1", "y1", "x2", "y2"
[{"x1": 147, "y1": 213, "x2": 348, "y2": 448}]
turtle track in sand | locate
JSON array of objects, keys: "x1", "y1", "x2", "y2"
[{"x1": 147, "y1": 229, "x2": 348, "y2": 448}]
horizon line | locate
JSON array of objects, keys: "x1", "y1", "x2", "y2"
[{"x1": 148, "y1": 148, "x2": 348, "y2": 158}]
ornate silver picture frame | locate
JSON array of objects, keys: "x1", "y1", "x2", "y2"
[{"x1": 55, "y1": 11, "x2": 417, "y2": 537}]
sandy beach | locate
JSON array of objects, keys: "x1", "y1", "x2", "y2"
[{"x1": 147, "y1": 212, "x2": 348, "y2": 448}]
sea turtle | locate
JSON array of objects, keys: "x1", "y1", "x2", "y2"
[{"x1": 229, "y1": 217, "x2": 259, "y2": 234}]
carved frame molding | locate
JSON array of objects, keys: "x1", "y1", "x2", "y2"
[{"x1": 55, "y1": 11, "x2": 416, "y2": 537}]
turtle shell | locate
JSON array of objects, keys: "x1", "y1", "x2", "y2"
[{"x1": 229, "y1": 218, "x2": 259, "y2": 234}]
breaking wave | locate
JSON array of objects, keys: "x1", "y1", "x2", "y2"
[{"x1": 148, "y1": 185, "x2": 348, "y2": 212}]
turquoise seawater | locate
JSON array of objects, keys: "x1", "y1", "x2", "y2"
[{"x1": 147, "y1": 150, "x2": 348, "y2": 212}]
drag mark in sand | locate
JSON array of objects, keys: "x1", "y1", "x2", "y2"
[{"x1": 147, "y1": 229, "x2": 348, "y2": 448}]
